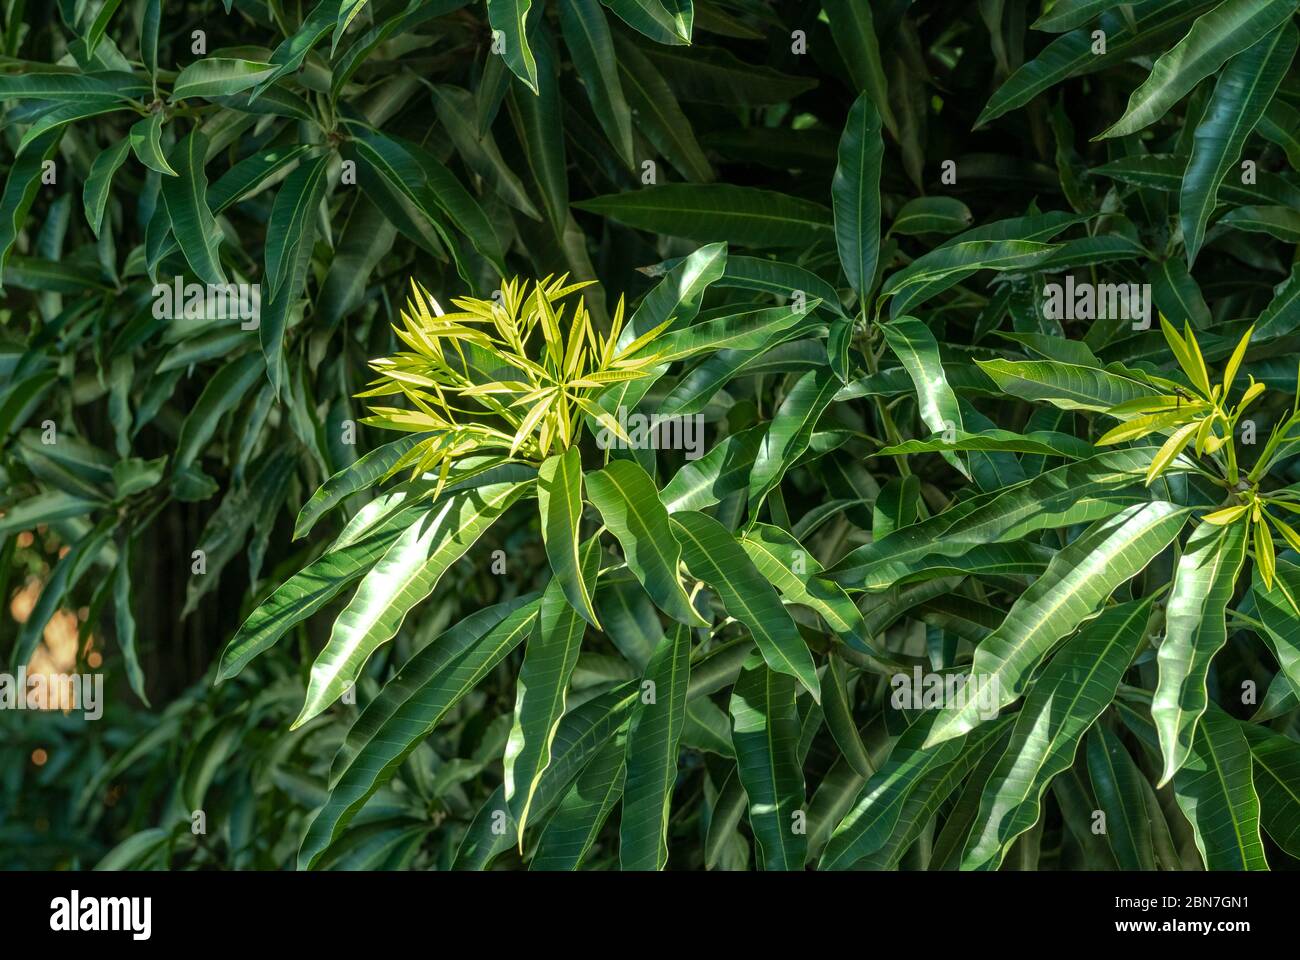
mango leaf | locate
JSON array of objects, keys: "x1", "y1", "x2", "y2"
[
  {"x1": 1241, "y1": 722, "x2": 1300, "y2": 858},
  {"x1": 976, "y1": 0, "x2": 1219, "y2": 125},
  {"x1": 1172, "y1": 705, "x2": 1269, "y2": 870},
  {"x1": 83, "y1": 139, "x2": 132, "y2": 236},
  {"x1": 977, "y1": 357, "x2": 1174, "y2": 411},
  {"x1": 890, "y1": 197, "x2": 974, "y2": 236},
  {"x1": 821, "y1": 711, "x2": 1008, "y2": 870},
  {"x1": 1180, "y1": 20, "x2": 1298, "y2": 264},
  {"x1": 739, "y1": 522, "x2": 870, "y2": 649},
  {"x1": 619, "y1": 622, "x2": 691, "y2": 869},
  {"x1": 828, "y1": 448, "x2": 1185, "y2": 590},
  {"x1": 877, "y1": 428, "x2": 1096, "y2": 459},
  {"x1": 504, "y1": 541, "x2": 599, "y2": 838},
  {"x1": 831, "y1": 92, "x2": 883, "y2": 300},
  {"x1": 728, "y1": 652, "x2": 805, "y2": 870},
  {"x1": 822, "y1": 0, "x2": 897, "y2": 137},
  {"x1": 659, "y1": 424, "x2": 765, "y2": 514},
  {"x1": 538, "y1": 448, "x2": 600, "y2": 627},
  {"x1": 174, "y1": 352, "x2": 266, "y2": 471},
  {"x1": 0, "y1": 131, "x2": 61, "y2": 286},
  {"x1": 673, "y1": 510, "x2": 820, "y2": 700},
  {"x1": 882, "y1": 315, "x2": 969, "y2": 478},
  {"x1": 651, "y1": 302, "x2": 818, "y2": 363},
  {"x1": 454, "y1": 685, "x2": 640, "y2": 869},
  {"x1": 172, "y1": 58, "x2": 276, "y2": 99},
  {"x1": 925, "y1": 501, "x2": 1188, "y2": 747},
  {"x1": 530, "y1": 734, "x2": 627, "y2": 869},
  {"x1": 585, "y1": 459, "x2": 705, "y2": 627},
  {"x1": 1153, "y1": 521, "x2": 1250, "y2": 785},
  {"x1": 1252, "y1": 558, "x2": 1300, "y2": 697},
  {"x1": 821, "y1": 654, "x2": 873, "y2": 779},
  {"x1": 218, "y1": 503, "x2": 425, "y2": 682},
  {"x1": 160, "y1": 130, "x2": 226, "y2": 285},
  {"x1": 293, "y1": 481, "x2": 530, "y2": 727},
  {"x1": 613, "y1": 33, "x2": 713, "y2": 182},
  {"x1": 299, "y1": 597, "x2": 541, "y2": 868},
  {"x1": 601, "y1": 0, "x2": 690, "y2": 44},
  {"x1": 561, "y1": 0, "x2": 634, "y2": 169},
  {"x1": 573, "y1": 184, "x2": 834, "y2": 248},
  {"x1": 1099, "y1": 0, "x2": 1298, "y2": 138},
  {"x1": 748, "y1": 367, "x2": 841, "y2": 512},
  {"x1": 293, "y1": 434, "x2": 430, "y2": 540},
  {"x1": 961, "y1": 599, "x2": 1150, "y2": 868}
]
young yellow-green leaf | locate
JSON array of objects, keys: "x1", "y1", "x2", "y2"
[
  {"x1": 1145, "y1": 419, "x2": 1201, "y2": 485},
  {"x1": 1096, "y1": 409, "x2": 1198, "y2": 446},
  {"x1": 619, "y1": 622, "x2": 691, "y2": 869},
  {"x1": 672, "y1": 510, "x2": 821, "y2": 701},
  {"x1": 926, "y1": 501, "x2": 1188, "y2": 748},
  {"x1": 1255, "y1": 515, "x2": 1277, "y2": 589},
  {"x1": 1202, "y1": 502, "x2": 1250, "y2": 525},
  {"x1": 1223, "y1": 324, "x2": 1256, "y2": 394},
  {"x1": 538, "y1": 448, "x2": 600, "y2": 628},
  {"x1": 1159, "y1": 316, "x2": 1213, "y2": 397},
  {"x1": 1153, "y1": 521, "x2": 1249, "y2": 785}
]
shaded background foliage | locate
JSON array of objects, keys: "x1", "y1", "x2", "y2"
[{"x1": 2, "y1": 0, "x2": 1300, "y2": 870}]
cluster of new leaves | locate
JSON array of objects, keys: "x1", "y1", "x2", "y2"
[{"x1": 5, "y1": 0, "x2": 1300, "y2": 871}]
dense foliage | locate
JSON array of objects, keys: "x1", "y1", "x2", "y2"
[{"x1": 4, "y1": 0, "x2": 1300, "y2": 871}]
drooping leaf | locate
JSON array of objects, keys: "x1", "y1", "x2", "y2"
[
  {"x1": 728, "y1": 652, "x2": 806, "y2": 870},
  {"x1": 1153, "y1": 521, "x2": 1249, "y2": 785},
  {"x1": 619, "y1": 622, "x2": 691, "y2": 869}
]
